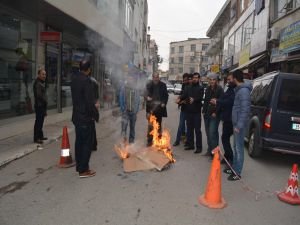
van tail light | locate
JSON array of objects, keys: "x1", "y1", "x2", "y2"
[{"x1": 263, "y1": 110, "x2": 272, "y2": 130}]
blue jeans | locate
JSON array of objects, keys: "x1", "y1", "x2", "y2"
[
  {"x1": 232, "y1": 128, "x2": 245, "y2": 175},
  {"x1": 204, "y1": 114, "x2": 220, "y2": 153},
  {"x1": 75, "y1": 123, "x2": 93, "y2": 173},
  {"x1": 175, "y1": 111, "x2": 186, "y2": 143},
  {"x1": 121, "y1": 111, "x2": 137, "y2": 143}
]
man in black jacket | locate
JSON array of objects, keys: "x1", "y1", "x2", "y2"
[
  {"x1": 179, "y1": 73, "x2": 204, "y2": 153},
  {"x1": 202, "y1": 73, "x2": 224, "y2": 156},
  {"x1": 211, "y1": 73, "x2": 235, "y2": 165},
  {"x1": 71, "y1": 60, "x2": 99, "y2": 178},
  {"x1": 145, "y1": 72, "x2": 169, "y2": 146},
  {"x1": 33, "y1": 68, "x2": 47, "y2": 144}
]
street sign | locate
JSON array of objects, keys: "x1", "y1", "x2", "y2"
[{"x1": 40, "y1": 31, "x2": 61, "y2": 43}]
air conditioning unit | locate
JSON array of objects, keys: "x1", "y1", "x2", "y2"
[{"x1": 268, "y1": 27, "x2": 280, "y2": 42}]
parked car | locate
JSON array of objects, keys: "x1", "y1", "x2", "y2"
[
  {"x1": 245, "y1": 71, "x2": 300, "y2": 158},
  {"x1": 173, "y1": 83, "x2": 182, "y2": 95},
  {"x1": 166, "y1": 83, "x2": 174, "y2": 93}
]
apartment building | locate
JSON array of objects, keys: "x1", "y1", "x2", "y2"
[
  {"x1": 0, "y1": 0, "x2": 149, "y2": 120},
  {"x1": 168, "y1": 38, "x2": 211, "y2": 82}
]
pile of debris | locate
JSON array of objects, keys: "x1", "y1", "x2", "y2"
[{"x1": 114, "y1": 115, "x2": 175, "y2": 172}]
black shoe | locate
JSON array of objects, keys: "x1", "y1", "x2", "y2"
[
  {"x1": 184, "y1": 146, "x2": 194, "y2": 151},
  {"x1": 173, "y1": 142, "x2": 180, "y2": 147},
  {"x1": 184, "y1": 142, "x2": 190, "y2": 147},
  {"x1": 227, "y1": 174, "x2": 241, "y2": 181},
  {"x1": 194, "y1": 148, "x2": 202, "y2": 154},
  {"x1": 203, "y1": 151, "x2": 212, "y2": 156},
  {"x1": 223, "y1": 168, "x2": 233, "y2": 174},
  {"x1": 34, "y1": 139, "x2": 43, "y2": 144},
  {"x1": 146, "y1": 142, "x2": 152, "y2": 147},
  {"x1": 41, "y1": 137, "x2": 48, "y2": 140}
]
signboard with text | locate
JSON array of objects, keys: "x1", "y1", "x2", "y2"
[
  {"x1": 211, "y1": 64, "x2": 220, "y2": 73},
  {"x1": 40, "y1": 31, "x2": 61, "y2": 43},
  {"x1": 279, "y1": 20, "x2": 300, "y2": 54}
]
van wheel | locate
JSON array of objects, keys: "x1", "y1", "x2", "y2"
[{"x1": 248, "y1": 127, "x2": 262, "y2": 158}]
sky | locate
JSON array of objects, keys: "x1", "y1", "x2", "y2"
[{"x1": 148, "y1": 0, "x2": 226, "y2": 71}]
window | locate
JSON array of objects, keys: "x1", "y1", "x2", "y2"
[
  {"x1": 191, "y1": 44, "x2": 196, "y2": 51},
  {"x1": 170, "y1": 57, "x2": 174, "y2": 64},
  {"x1": 228, "y1": 34, "x2": 235, "y2": 56},
  {"x1": 179, "y1": 57, "x2": 183, "y2": 64},
  {"x1": 171, "y1": 47, "x2": 175, "y2": 54},
  {"x1": 202, "y1": 44, "x2": 209, "y2": 51},
  {"x1": 189, "y1": 67, "x2": 195, "y2": 74},
  {"x1": 277, "y1": 79, "x2": 300, "y2": 113},
  {"x1": 251, "y1": 78, "x2": 273, "y2": 106},
  {"x1": 274, "y1": 0, "x2": 300, "y2": 20},
  {"x1": 240, "y1": 0, "x2": 245, "y2": 12},
  {"x1": 202, "y1": 56, "x2": 208, "y2": 63},
  {"x1": 170, "y1": 68, "x2": 174, "y2": 74},
  {"x1": 179, "y1": 46, "x2": 184, "y2": 53},
  {"x1": 242, "y1": 14, "x2": 254, "y2": 47},
  {"x1": 190, "y1": 56, "x2": 195, "y2": 62},
  {"x1": 125, "y1": 0, "x2": 133, "y2": 32},
  {"x1": 235, "y1": 26, "x2": 243, "y2": 54},
  {"x1": 179, "y1": 67, "x2": 183, "y2": 73}
]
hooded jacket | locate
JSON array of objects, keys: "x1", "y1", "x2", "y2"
[{"x1": 232, "y1": 82, "x2": 253, "y2": 130}]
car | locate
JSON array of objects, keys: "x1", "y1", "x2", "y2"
[
  {"x1": 173, "y1": 83, "x2": 182, "y2": 95},
  {"x1": 166, "y1": 83, "x2": 174, "y2": 93},
  {"x1": 245, "y1": 71, "x2": 300, "y2": 158}
]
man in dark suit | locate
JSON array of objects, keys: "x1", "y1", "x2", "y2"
[
  {"x1": 145, "y1": 72, "x2": 169, "y2": 146},
  {"x1": 71, "y1": 60, "x2": 99, "y2": 178}
]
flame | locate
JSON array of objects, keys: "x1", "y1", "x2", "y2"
[
  {"x1": 114, "y1": 143, "x2": 130, "y2": 159},
  {"x1": 149, "y1": 115, "x2": 176, "y2": 163}
]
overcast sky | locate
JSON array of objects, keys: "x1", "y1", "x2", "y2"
[{"x1": 148, "y1": 0, "x2": 225, "y2": 71}]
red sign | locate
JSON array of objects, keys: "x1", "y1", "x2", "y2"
[{"x1": 40, "y1": 31, "x2": 61, "y2": 43}]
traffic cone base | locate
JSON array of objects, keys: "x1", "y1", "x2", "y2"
[
  {"x1": 199, "y1": 194, "x2": 227, "y2": 209},
  {"x1": 278, "y1": 192, "x2": 300, "y2": 205}
]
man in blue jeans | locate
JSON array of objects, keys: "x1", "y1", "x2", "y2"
[
  {"x1": 202, "y1": 73, "x2": 223, "y2": 157},
  {"x1": 226, "y1": 70, "x2": 252, "y2": 181},
  {"x1": 119, "y1": 74, "x2": 140, "y2": 144},
  {"x1": 71, "y1": 60, "x2": 99, "y2": 178}
]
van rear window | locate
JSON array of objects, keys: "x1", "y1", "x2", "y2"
[{"x1": 277, "y1": 79, "x2": 300, "y2": 113}]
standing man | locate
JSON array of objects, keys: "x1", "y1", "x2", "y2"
[
  {"x1": 71, "y1": 60, "x2": 99, "y2": 178},
  {"x1": 119, "y1": 74, "x2": 140, "y2": 144},
  {"x1": 202, "y1": 73, "x2": 223, "y2": 156},
  {"x1": 173, "y1": 73, "x2": 189, "y2": 146},
  {"x1": 33, "y1": 68, "x2": 47, "y2": 144},
  {"x1": 146, "y1": 72, "x2": 169, "y2": 146},
  {"x1": 226, "y1": 70, "x2": 252, "y2": 181},
  {"x1": 179, "y1": 72, "x2": 204, "y2": 153},
  {"x1": 210, "y1": 73, "x2": 236, "y2": 166}
]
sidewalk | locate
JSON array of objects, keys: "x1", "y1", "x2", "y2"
[{"x1": 0, "y1": 106, "x2": 118, "y2": 167}]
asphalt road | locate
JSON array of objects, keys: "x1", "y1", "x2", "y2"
[{"x1": 0, "y1": 94, "x2": 299, "y2": 225}]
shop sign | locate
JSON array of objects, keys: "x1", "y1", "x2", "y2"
[
  {"x1": 270, "y1": 48, "x2": 288, "y2": 63},
  {"x1": 40, "y1": 31, "x2": 61, "y2": 43},
  {"x1": 279, "y1": 20, "x2": 300, "y2": 54},
  {"x1": 211, "y1": 64, "x2": 220, "y2": 73},
  {"x1": 239, "y1": 44, "x2": 250, "y2": 66}
]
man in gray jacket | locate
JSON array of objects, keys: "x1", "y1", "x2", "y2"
[{"x1": 225, "y1": 70, "x2": 252, "y2": 181}]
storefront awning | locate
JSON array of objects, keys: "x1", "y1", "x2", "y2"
[{"x1": 230, "y1": 54, "x2": 265, "y2": 72}]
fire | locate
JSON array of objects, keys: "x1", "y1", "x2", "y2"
[
  {"x1": 149, "y1": 115, "x2": 176, "y2": 163},
  {"x1": 114, "y1": 144, "x2": 130, "y2": 159}
]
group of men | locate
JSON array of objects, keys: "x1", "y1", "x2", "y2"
[{"x1": 173, "y1": 70, "x2": 252, "y2": 181}]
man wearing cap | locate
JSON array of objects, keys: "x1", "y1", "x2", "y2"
[
  {"x1": 202, "y1": 73, "x2": 223, "y2": 157},
  {"x1": 119, "y1": 74, "x2": 140, "y2": 144},
  {"x1": 71, "y1": 60, "x2": 99, "y2": 178}
]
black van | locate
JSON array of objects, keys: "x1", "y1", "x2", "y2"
[{"x1": 246, "y1": 71, "x2": 300, "y2": 157}]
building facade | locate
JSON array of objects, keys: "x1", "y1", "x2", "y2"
[
  {"x1": 0, "y1": 0, "x2": 149, "y2": 120},
  {"x1": 168, "y1": 38, "x2": 211, "y2": 82}
]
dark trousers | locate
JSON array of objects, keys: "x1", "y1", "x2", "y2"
[
  {"x1": 147, "y1": 115, "x2": 162, "y2": 145},
  {"x1": 186, "y1": 112, "x2": 202, "y2": 149},
  {"x1": 175, "y1": 111, "x2": 186, "y2": 143},
  {"x1": 91, "y1": 122, "x2": 97, "y2": 150},
  {"x1": 222, "y1": 121, "x2": 233, "y2": 164},
  {"x1": 204, "y1": 114, "x2": 220, "y2": 153},
  {"x1": 34, "y1": 107, "x2": 46, "y2": 141},
  {"x1": 75, "y1": 123, "x2": 93, "y2": 173}
]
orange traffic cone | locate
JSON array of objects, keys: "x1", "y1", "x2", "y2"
[
  {"x1": 199, "y1": 146, "x2": 227, "y2": 209},
  {"x1": 278, "y1": 164, "x2": 300, "y2": 205},
  {"x1": 58, "y1": 126, "x2": 75, "y2": 168}
]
